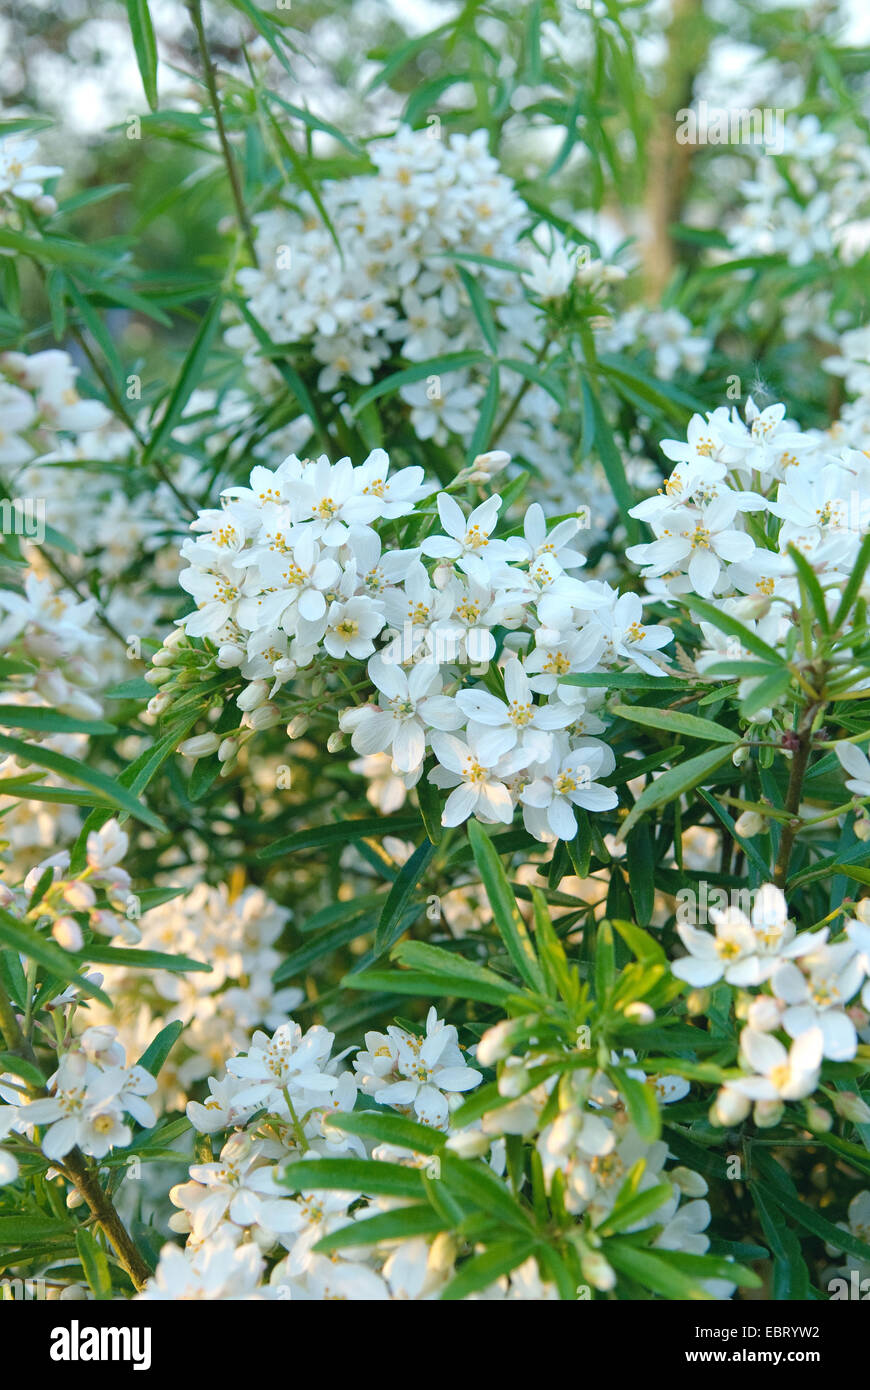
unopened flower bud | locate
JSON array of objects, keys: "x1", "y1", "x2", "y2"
[
  {"x1": 735, "y1": 810, "x2": 764, "y2": 837},
  {"x1": 623, "y1": 1001, "x2": 654, "y2": 1024},
  {"x1": 445, "y1": 1130, "x2": 490, "y2": 1158},
  {"x1": 686, "y1": 988, "x2": 710, "y2": 1016},
  {"x1": 62, "y1": 881, "x2": 95, "y2": 911},
  {"x1": 236, "y1": 680, "x2": 269, "y2": 712},
  {"x1": 218, "y1": 738, "x2": 239, "y2": 763},
  {"x1": 178, "y1": 732, "x2": 221, "y2": 759},
  {"x1": 273, "y1": 657, "x2": 297, "y2": 680},
  {"x1": 581, "y1": 1249, "x2": 616, "y2": 1292},
  {"x1": 151, "y1": 648, "x2": 175, "y2": 668},
  {"x1": 497, "y1": 1056, "x2": 528, "y2": 1098},
  {"x1": 747, "y1": 996, "x2": 781, "y2": 1031},
  {"x1": 33, "y1": 194, "x2": 57, "y2": 216},
  {"x1": 804, "y1": 1102, "x2": 832, "y2": 1133},
  {"x1": 217, "y1": 643, "x2": 245, "y2": 669},
  {"x1": 52, "y1": 916, "x2": 84, "y2": 952},
  {"x1": 832, "y1": 1091, "x2": 870, "y2": 1124},
  {"x1": 711, "y1": 1085, "x2": 751, "y2": 1126},
  {"x1": 287, "y1": 712, "x2": 310, "y2": 739},
  {"x1": 732, "y1": 745, "x2": 749, "y2": 767},
  {"x1": 163, "y1": 628, "x2": 186, "y2": 651},
  {"x1": 477, "y1": 1019, "x2": 519, "y2": 1066},
  {"x1": 145, "y1": 667, "x2": 172, "y2": 685},
  {"x1": 753, "y1": 1099, "x2": 784, "y2": 1129},
  {"x1": 733, "y1": 595, "x2": 771, "y2": 621},
  {"x1": 327, "y1": 731, "x2": 345, "y2": 753},
  {"x1": 247, "y1": 702, "x2": 281, "y2": 731},
  {"x1": 855, "y1": 816, "x2": 870, "y2": 843},
  {"x1": 147, "y1": 691, "x2": 172, "y2": 717}
]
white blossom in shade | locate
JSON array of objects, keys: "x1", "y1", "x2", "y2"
[
  {"x1": 429, "y1": 730, "x2": 532, "y2": 827},
  {"x1": 0, "y1": 1106, "x2": 19, "y2": 1185},
  {"x1": 834, "y1": 741, "x2": 870, "y2": 799},
  {"x1": 730, "y1": 1026, "x2": 824, "y2": 1102},
  {"x1": 342, "y1": 655, "x2": 462, "y2": 774},
  {"x1": 772, "y1": 941, "x2": 865, "y2": 1060}
]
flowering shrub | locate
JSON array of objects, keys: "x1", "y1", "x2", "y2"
[{"x1": 1, "y1": 0, "x2": 870, "y2": 1309}]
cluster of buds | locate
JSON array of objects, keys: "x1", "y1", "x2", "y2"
[{"x1": 0, "y1": 820, "x2": 139, "y2": 955}]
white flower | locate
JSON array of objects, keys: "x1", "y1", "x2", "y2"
[
  {"x1": 520, "y1": 740, "x2": 617, "y2": 841},
  {"x1": 672, "y1": 884, "x2": 825, "y2": 988},
  {"x1": 730, "y1": 1027, "x2": 823, "y2": 1102},
  {"x1": 361, "y1": 1008, "x2": 482, "y2": 1129},
  {"x1": 772, "y1": 942, "x2": 864, "y2": 1060},
  {"x1": 344, "y1": 655, "x2": 462, "y2": 774},
  {"x1": 429, "y1": 729, "x2": 532, "y2": 827},
  {"x1": 456, "y1": 659, "x2": 574, "y2": 762},
  {"x1": 834, "y1": 741, "x2": 870, "y2": 799},
  {"x1": 421, "y1": 494, "x2": 520, "y2": 583}
]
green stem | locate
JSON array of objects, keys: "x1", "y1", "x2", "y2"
[{"x1": 188, "y1": 0, "x2": 259, "y2": 268}]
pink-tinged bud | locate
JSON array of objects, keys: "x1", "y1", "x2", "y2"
[
  {"x1": 832, "y1": 1091, "x2": 870, "y2": 1124},
  {"x1": 147, "y1": 690, "x2": 172, "y2": 717},
  {"x1": 62, "y1": 881, "x2": 95, "y2": 911},
  {"x1": 52, "y1": 916, "x2": 84, "y2": 952},
  {"x1": 804, "y1": 1103, "x2": 833, "y2": 1133}
]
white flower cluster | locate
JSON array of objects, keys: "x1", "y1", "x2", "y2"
[
  {"x1": 627, "y1": 395, "x2": 870, "y2": 713},
  {"x1": 470, "y1": 1026, "x2": 727, "y2": 1295},
  {"x1": 727, "y1": 115, "x2": 870, "y2": 267},
  {"x1": 0, "y1": 803, "x2": 136, "y2": 961},
  {"x1": 143, "y1": 1008, "x2": 489, "y2": 1300},
  {"x1": 85, "y1": 882, "x2": 303, "y2": 1110},
  {"x1": 597, "y1": 306, "x2": 711, "y2": 382},
  {"x1": 670, "y1": 884, "x2": 870, "y2": 1123},
  {"x1": 176, "y1": 445, "x2": 678, "y2": 840},
  {"x1": 229, "y1": 125, "x2": 575, "y2": 471},
  {"x1": 0, "y1": 1025, "x2": 156, "y2": 1181}
]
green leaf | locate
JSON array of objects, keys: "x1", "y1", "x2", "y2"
[
  {"x1": 136, "y1": 1021, "x2": 184, "y2": 1079},
  {"x1": 351, "y1": 352, "x2": 489, "y2": 415},
  {"x1": 375, "y1": 839, "x2": 437, "y2": 954},
  {"x1": 618, "y1": 747, "x2": 734, "y2": 839},
  {"x1": 438, "y1": 1152, "x2": 534, "y2": 1232},
  {"x1": 753, "y1": 1151, "x2": 870, "y2": 1264},
  {"x1": 457, "y1": 267, "x2": 499, "y2": 353},
  {"x1": 315, "y1": 1204, "x2": 446, "y2": 1254},
  {"x1": 0, "y1": 733, "x2": 164, "y2": 831},
  {"x1": 440, "y1": 1239, "x2": 538, "y2": 1300},
  {"x1": 467, "y1": 821, "x2": 545, "y2": 993},
  {"x1": 0, "y1": 1052, "x2": 45, "y2": 1088},
  {"x1": 75, "y1": 1228, "x2": 112, "y2": 1299},
  {"x1": 141, "y1": 295, "x2": 222, "y2": 468},
  {"x1": 686, "y1": 596, "x2": 784, "y2": 664},
  {"x1": 391, "y1": 940, "x2": 518, "y2": 1002},
  {"x1": 323, "y1": 1110, "x2": 446, "y2": 1155},
  {"x1": 0, "y1": 706, "x2": 116, "y2": 737},
  {"x1": 281, "y1": 1158, "x2": 426, "y2": 1201},
  {"x1": 606, "y1": 1240, "x2": 713, "y2": 1299},
  {"x1": 610, "y1": 1066, "x2": 660, "y2": 1141},
  {"x1": 126, "y1": 0, "x2": 159, "y2": 109},
  {"x1": 259, "y1": 816, "x2": 420, "y2": 859},
  {"x1": 82, "y1": 946, "x2": 211, "y2": 974},
  {"x1": 611, "y1": 704, "x2": 738, "y2": 745},
  {"x1": 0, "y1": 908, "x2": 110, "y2": 1006}
]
